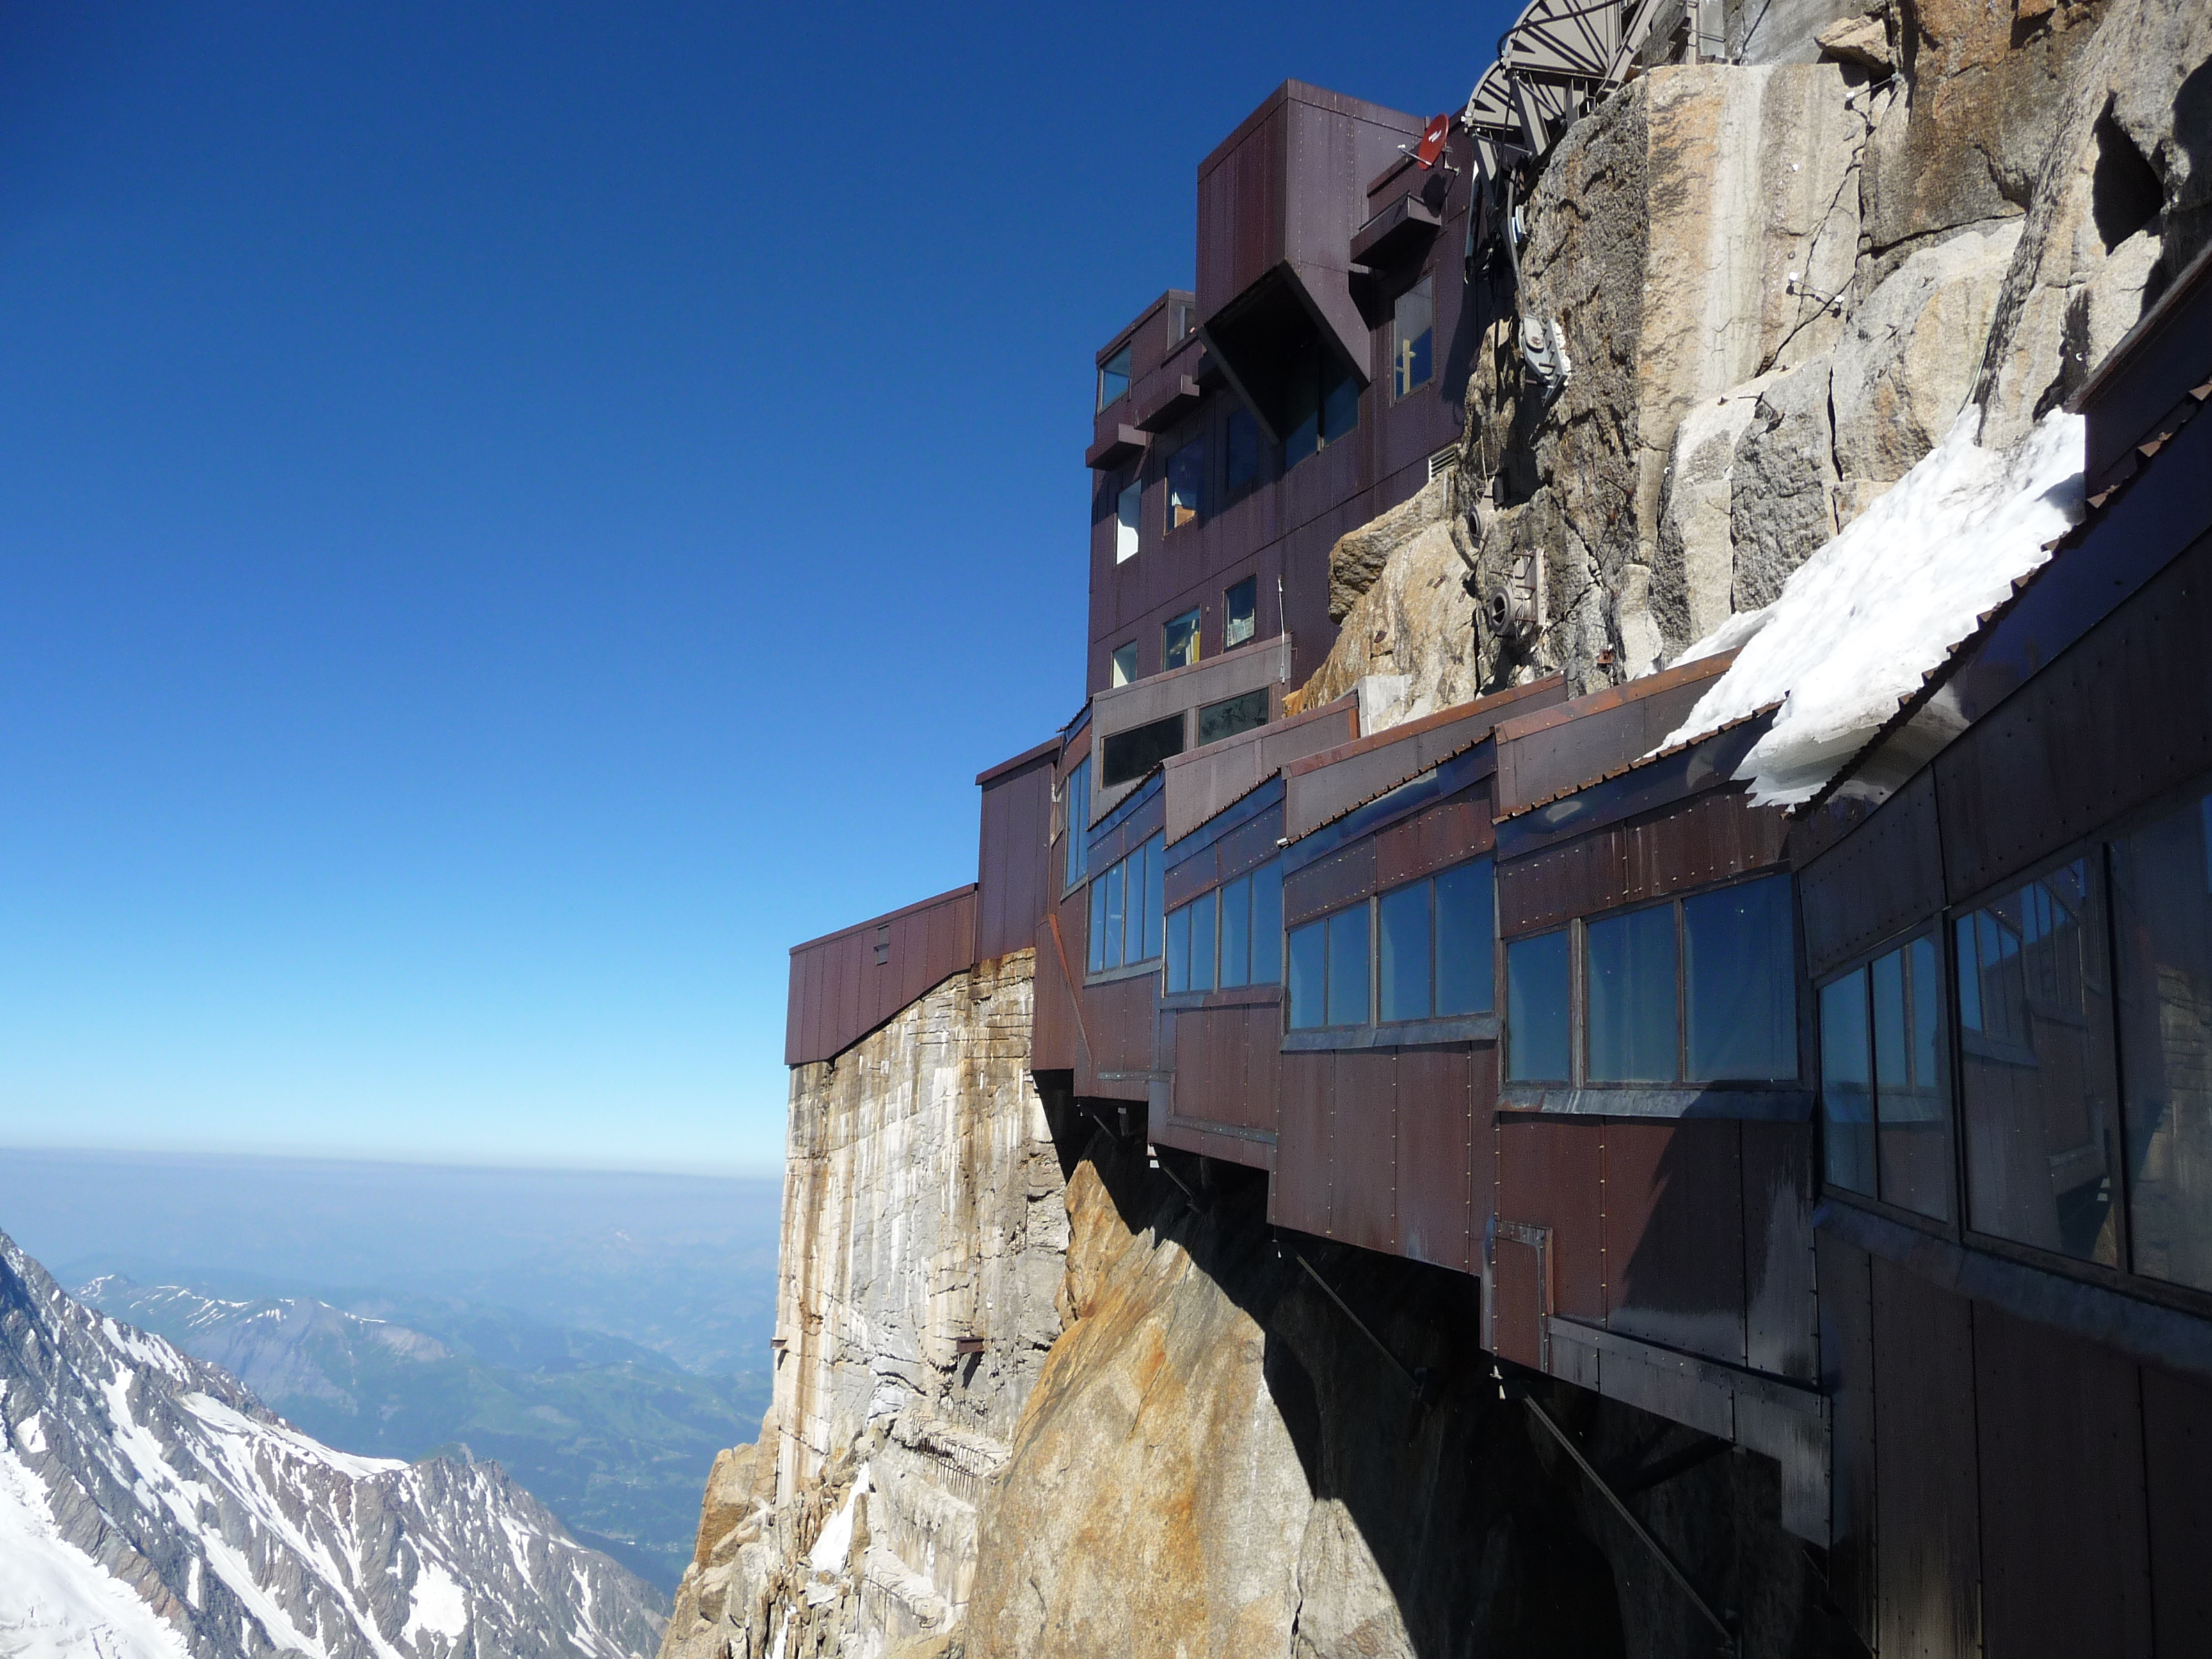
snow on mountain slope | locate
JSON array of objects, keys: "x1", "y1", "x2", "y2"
[{"x1": 0, "y1": 1230, "x2": 664, "y2": 1659}]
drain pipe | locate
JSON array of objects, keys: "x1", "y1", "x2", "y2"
[{"x1": 1516, "y1": 1384, "x2": 1738, "y2": 1656}]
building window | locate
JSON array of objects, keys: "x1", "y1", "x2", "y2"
[
  {"x1": 1062, "y1": 756, "x2": 1090, "y2": 890},
  {"x1": 1958, "y1": 858, "x2": 2119, "y2": 1264},
  {"x1": 1684, "y1": 877, "x2": 1799, "y2": 1082},
  {"x1": 1171, "y1": 299, "x2": 1196, "y2": 340},
  {"x1": 1587, "y1": 902, "x2": 1678, "y2": 1083},
  {"x1": 1288, "y1": 860, "x2": 1497, "y2": 1035},
  {"x1": 1101, "y1": 714, "x2": 1184, "y2": 789},
  {"x1": 1224, "y1": 577, "x2": 1258, "y2": 650},
  {"x1": 1110, "y1": 642, "x2": 1139, "y2": 687},
  {"x1": 1115, "y1": 479, "x2": 1141, "y2": 564},
  {"x1": 2112, "y1": 787, "x2": 2212, "y2": 1293},
  {"x1": 1818, "y1": 933, "x2": 1947, "y2": 1217},
  {"x1": 1226, "y1": 408, "x2": 1261, "y2": 494},
  {"x1": 1198, "y1": 689, "x2": 1267, "y2": 747},
  {"x1": 1285, "y1": 344, "x2": 1360, "y2": 469},
  {"x1": 1167, "y1": 860, "x2": 1281, "y2": 995},
  {"x1": 1098, "y1": 343, "x2": 1132, "y2": 412},
  {"x1": 1507, "y1": 929, "x2": 1571, "y2": 1081},
  {"x1": 1163, "y1": 608, "x2": 1201, "y2": 671},
  {"x1": 1436, "y1": 861, "x2": 1496, "y2": 1016},
  {"x1": 1286, "y1": 908, "x2": 1375, "y2": 1027},
  {"x1": 1392, "y1": 276, "x2": 1435, "y2": 400},
  {"x1": 1167, "y1": 438, "x2": 1205, "y2": 530},
  {"x1": 1087, "y1": 833, "x2": 1164, "y2": 975}
]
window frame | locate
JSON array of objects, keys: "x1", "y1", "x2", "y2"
[
  {"x1": 1166, "y1": 436, "x2": 1205, "y2": 533},
  {"x1": 1223, "y1": 576, "x2": 1260, "y2": 652},
  {"x1": 1109, "y1": 642, "x2": 1139, "y2": 687},
  {"x1": 1391, "y1": 274, "x2": 1436, "y2": 401},
  {"x1": 1162, "y1": 607, "x2": 1202, "y2": 672},
  {"x1": 1814, "y1": 922, "x2": 1951, "y2": 1222},
  {"x1": 1166, "y1": 860, "x2": 1284, "y2": 1000},
  {"x1": 1084, "y1": 831, "x2": 1166, "y2": 982},
  {"x1": 1096, "y1": 342, "x2": 1132, "y2": 413},
  {"x1": 1283, "y1": 857, "x2": 1500, "y2": 1044},
  {"x1": 1114, "y1": 477, "x2": 1141, "y2": 565}
]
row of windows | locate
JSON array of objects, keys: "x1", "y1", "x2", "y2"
[
  {"x1": 1816, "y1": 785, "x2": 2212, "y2": 1297},
  {"x1": 1503, "y1": 875, "x2": 1799, "y2": 1086},
  {"x1": 1088, "y1": 832, "x2": 1165, "y2": 974},
  {"x1": 1166, "y1": 861, "x2": 1283, "y2": 993},
  {"x1": 1108, "y1": 578, "x2": 1260, "y2": 689},
  {"x1": 1287, "y1": 860, "x2": 1496, "y2": 1030}
]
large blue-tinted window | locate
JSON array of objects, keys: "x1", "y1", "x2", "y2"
[
  {"x1": 1139, "y1": 834, "x2": 1164, "y2": 963},
  {"x1": 1063, "y1": 757, "x2": 1090, "y2": 890},
  {"x1": 1820, "y1": 971, "x2": 1874, "y2": 1195},
  {"x1": 1087, "y1": 876, "x2": 1107, "y2": 973},
  {"x1": 1587, "y1": 903, "x2": 1678, "y2": 1083},
  {"x1": 1957, "y1": 860, "x2": 2117, "y2": 1264},
  {"x1": 1327, "y1": 906, "x2": 1370, "y2": 1026},
  {"x1": 1683, "y1": 876, "x2": 1796, "y2": 1081},
  {"x1": 1084, "y1": 833, "x2": 1162, "y2": 977},
  {"x1": 1377, "y1": 881, "x2": 1432, "y2": 1023},
  {"x1": 1102, "y1": 861, "x2": 1126, "y2": 972},
  {"x1": 1187, "y1": 888, "x2": 1217, "y2": 993},
  {"x1": 1288, "y1": 919, "x2": 1327, "y2": 1029},
  {"x1": 1507, "y1": 931, "x2": 1569, "y2": 1082},
  {"x1": 1434, "y1": 858, "x2": 1495, "y2": 1016},
  {"x1": 1251, "y1": 862, "x2": 1283, "y2": 985},
  {"x1": 1165, "y1": 902, "x2": 1191, "y2": 994},
  {"x1": 1218, "y1": 874, "x2": 1252, "y2": 989}
]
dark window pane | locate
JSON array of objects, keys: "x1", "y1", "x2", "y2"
[
  {"x1": 1101, "y1": 714, "x2": 1184, "y2": 787},
  {"x1": 1167, "y1": 438, "x2": 1205, "y2": 530},
  {"x1": 1162, "y1": 609, "x2": 1201, "y2": 672},
  {"x1": 1188, "y1": 888, "x2": 1216, "y2": 993},
  {"x1": 1166, "y1": 902, "x2": 1190, "y2": 994},
  {"x1": 1507, "y1": 931, "x2": 1570, "y2": 1082},
  {"x1": 1821, "y1": 971, "x2": 1874, "y2": 1195},
  {"x1": 1219, "y1": 874, "x2": 1252, "y2": 989},
  {"x1": 2113, "y1": 790, "x2": 2212, "y2": 1292},
  {"x1": 1097, "y1": 343, "x2": 1131, "y2": 411},
  {"x1": 1102, "y1": 859, "x2": 1125, "y2": 972},
  {"x1": 1285, "y1": 344, "x2": 1320, "y2": 469},
  {"x1": 1251, "y1": 860, "x2": 1283, "y2": 985},
  {"x1": 1226, "y1": 408, "x2": 1260, "y2": 491},
  {"x1": 1110, "y1": 642, "x2": 1138, "y2": 685},
  {"x1": 1322, "y1": 357, "x2": 1359, "y2": 444},
  {"x1": 1327, "y1": 906, "x2": 1371, "y2": 1027},
  {"x1": 1959, "y1": 860, "x2": 2119, "y2": 1263},
  {"x1": 1587, "y1": 904, "x2": 1679, "y2": 1083},
  {"x1": 1378, "y1": 881, "x2": 1432, "y2": 1023},
  {"x1": 1434, "y1": 858, "x2": 1495, "y2": 1015},
  {"x1": 1683, "y1": 876, "x2": 1796, "y2": 1081},
  {"x1": 1064, "y1": 758, "x2": 1089, "y2": 888},
  {"x1": 1114, "y1": 481, "x2": 1139, "y2": 565},
  {"x1": 1874, "y1": 936, "x2": 1952, "y2": 1220},
  {"x1": 1393, "y1": 277, "x2": 1435, "y2": 399},
  {"x1": 1288, "y1": 919, "x2": 1326, "y2": 1029},
  {"x1": 1087, "y1": 874, "x2": 1107, "y2": 974},
  {"x1": 1139, "y1": 835, "x2": 1164, "y2": 963},
  {"x1": 1224, "y1": 577, "x2": 1258, "y2": 650},
  {"x1": 1198, "y1": 689, "x2": 1269, "y2": 748}
]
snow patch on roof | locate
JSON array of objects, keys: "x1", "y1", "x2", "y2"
[{"x1": 1658, "y1": 406, "x2": 2087, "y2": 805}]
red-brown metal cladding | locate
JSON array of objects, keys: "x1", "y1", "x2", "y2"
[
  {"x1": 975, "y1": 741, "x2": 1059, "y2": 963},
  {"x1": 1491, "y1": 653, "x2": 1736, "y2": 820},
  {"x1": 1374, "y1": 787, "x2": 1492, "y2": 890},
  {"x1": 783, "y1": 885, "x2": 979, "y2": 1066},
  {"x1": 1490, "y1": 1234, "x2": 1547, "y2": 1370},
  {"x1": 1816, "y1": 1234, "x2": 1879, "y2": 1647},
  {"x1": 2141, "y1": 1364, "x2": 2212, "y2": 1653},
  {"x1": 1495, "y1": 1120, "x2": 1605, "y2": 1324},
  {"x1": 1934, "y1": 526, "x2": 2212, "y2": 907},
  {"x1": 1283, "y1": 838, "x2": 1378, "y2": 927},
  {"x1": 1328, "y1": 1050, "x2": 1399, "y2": 1254},
  {"x1": 1973, "y1": 1306, "x2": 2154, "y2": 1659},
  {"x1": 1270, "y1": 1052, "x2": 1334, "y2": 1236},
  {"x1": 1079, "y1": 974, "x2": 1157, "y2": 1102},
  {"x1": 1393, "y1": 1046, "x2": 1473, "y2": 1273},
  {"x1": 1601, "y1": 1121, "x2": 1747, "y2": 1367},
  {"x1": 1030, "y1": 893, "x2": 1087, "y2": 1075},
  {"x1": 1795, "y1": 768, "x2": 1944, "y2": 979},
  {"x1": 1496, "y1": 788, "x2": 1786, "y2": 937},
  {"x1": 1740, "y1": 1121, "x2": 1819, "y2": 1384},
  {"x1": 1870, "y1": 1258, "x2": 1982, "y2": 1659}
]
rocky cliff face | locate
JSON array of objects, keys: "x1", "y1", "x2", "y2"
[
  {"x1": 0, "y1": 1229, "x2": 662, "y2": 1659},
  {"x1": 658, "y1": 950, "x2": 1062, "y2": 1659}
]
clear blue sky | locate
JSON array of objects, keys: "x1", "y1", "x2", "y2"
[{"x1": 0, "y1": 3, "x2": 1502, "y2": 1174}]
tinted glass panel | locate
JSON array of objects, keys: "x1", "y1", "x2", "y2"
[
  {"x1": 1434, "y1": 858, "x2": 1495, "y2": 1016},
  {"x1": 1250, "y1": 860, "x2": 1283, "y2": 986},
  {"x1": 1088, "y1": 874, "x2": 1107, "y2": 973},
  {"x1": 1507, "y1": 931, "x2": 1570, "y2": 1082},
  {"x1": 2113, "y1": 790, "x2": 2212, "y2": 1292},
  {"x1": 1683, "y1": 876, "x2": 1797, "y2": 1081},
  {"x1": 1139, "y1": 835, "x2": 1164, "y2": 963},
  {"x1": 1101, "y1": 715, "x2": 1184, "y2": 787},
  {"x1": 1101, "y1": 860, "x2": 1125, "y2": 971},
  {"x1": 1167, "y1": 439, "x2": 1204, "y2": 530},
  {"x1": 1097, "y1": 344, "x2": 1131, "y2": 411},
  {"x1": 1820, "y1": 970, "x2": 1874, "y2": 1195},
  {"x1": 1218, "y1": 874, "x2": 1251, "y2": 989},
  {"x1": 1959, "y1": 860, "x2": 2119, "y2": 1263},
  {"x1": 1198, "y1": 689, "x2": 1269, "y2": 748},
  {"x1": 1166, "y1": 902, "x2": 1190, "y2": 994},
  {"x1": 1063, "y1": 758, "x2": 1089, "y2": 888},
  {"x1": 1874, "y1": 936, "x2": 1951, "y2": 1220},
  {"x1": 1188, "y1": 888, "x2": 1216, "y2": 994},
  {"x1": 1224, "y1": 577, "x2": 1258, "y2": 649},
  {"x1": 1226, "y1": 408, "x2": 1260, "y2": 491},
  {"x1": 1393, "y1": 277, "x2": 1434, "y2": 399},
  {"x1": 1587, "y1": 904, "x2": 1679, "y2": 1083},
  {"x1": 1114, "y1": 480, "x2": 1139, "y2": 564},
  {"x1": 1288, "y1": 919, "x2": 1327, "y2": 1029},
  {"x1": 1327, "y1": 906, "x2": 1371, "y2": 1027},
  {"x1": 1322, "y1": 357, "x2": 1359, "y2": 444},
  {"x1": 1110, "y1": 643, "x2": 1137, "y2": 687},
  {"x1": 1378, "y1": 882, "x2": 1432, "y2": 1023},
  {"x1": 1162, "y1": 609, "x2": 1201, "y2": 672}
]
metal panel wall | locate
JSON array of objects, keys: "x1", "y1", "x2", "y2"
[
  {"x1": 1870, "y1": 1259, "x2": 1982, "y2": 1659},
  {"x1": 1394, "y1": 1046, "x2": 1477, "y2": 1274},
  {"x1": 975, "y1": 742, "x2": 1057, "y2": 963},
  {"x1": 1601, "y1": 1121, "x2": 1747, "y2": 1366},
  {"x1": 2141, "y1": 1364, "x2": 2212, "y2": 1655},
  {"x1": 784, "y1": 886, "x2": 978, "y2": 1066},
  {"x1": 1795, "y1": 768, "x2": 1944, "y2": 979},
  {"x1": 1495, "y1": 1119, "x2": 1607, "y2": 1322},
  {"x1": 1329, "y1": 1049, "x2": 1399, "y2": 1254},
  {"x1": 1496, "y1": 787, "x2": 1788, "y2": 937},
  {"x1": 1161, "y1": 696, "x2": 1358, "y2": 845},
  {"x1": 1491, "y1": 653, "x2": 1735, "y2": 818},
  {"x1": 1272, "y1": 1051, "x2": 1336, "y2": 1236}
]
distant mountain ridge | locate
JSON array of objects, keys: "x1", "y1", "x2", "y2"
[{"x1": 0, "y1": 1228, "x2": 666, "y2": 1658}]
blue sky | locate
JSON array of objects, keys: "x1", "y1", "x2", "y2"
[{"x1": 0, "y1": 3, "x2": 1501, "y2": 1173}]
